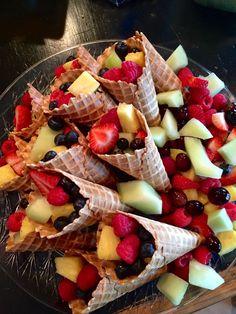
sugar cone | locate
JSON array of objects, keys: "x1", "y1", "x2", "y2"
[
  {"x1": 94, "y1": 108, "x2": 170, "y2": 191},
  {"x1": 43, "y1": 69, "x2": 117, "y2": 125},
  {"x1": 26, "y1": 168, "x2": 132, "y2": 239},
  {"x1": 135, "y1": 31, "x2": 182, "y2": 92},
  {"x1": 95, "y1": 39, "x2": 160, "y2": 126}
]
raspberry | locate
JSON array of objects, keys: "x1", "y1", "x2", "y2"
[
  {"x1": 21, "y1": 92, "x2": 32, "y2": 107},
  {"x1": 103, "y1": 67, "x2": 122, "y2": 81},
  {"x1": 162, "y1": 156, "x2": 177, "y2": 176},
  {"x1": 173, "y1": 252, "x2": 193, "y2": 268},
  {"x1": 58, "y1": 278, "x2": 77, "y2": 301},
  {"x1": 160, "y1": 193, "x2": 173, "y2": 215},
  {"x1": 59, "y1": 93, "x2": 74, "y2": 107},
  {"x1": 72, "y1": 59, "x2": 81, "y2": 69},
  {"x1": 189, "y1": 214, "x2": 213, "y2": 237},
  {"x1": 160, "y1": 208, "x2": 192, "y2": 228},
  {"x1": 171, "y1": 264, "x2": 189, "y2": 281},
  {"x1": 135, "y1": 130, "x2": 147, "y2": 140},
  {"x1": 121, "y1": 61, "x2": 142, "y2": 84},
  {"x1": 116, "y1": 234, "x2": 141, "y2": 265},
  {"x1": 172, "y1": 174, "x2": 199, "y2": 190},
  {"x1": 0, "y1": 156, "x2": 6, "y2": 167},
  {"x1": 199, "y1": 178, "x2": 221, "y2": 194},
  {"x1": 188, "y1": 77, "x2": 208, "y2": 88},
  {"x1": 189, "y1": 87, "x2": 209, "y2": 103},
  {"x1": 6, "y1": 211, "x2": 26, "y2": 232},
  {"x1": 199, "y1": 95, "x2": 213, "y2": 111},
  {"x1": 212, "y1": 93, "x2": 228, "y2": 111},
  {"x1": 77, "y1": 263, "x2": 101, "y2": 291},
  {"x1": 193, "y1": 245, "x2": 212, "y2": 265},
  {"x1": 54, "y1": 65, "x2": 66, "y2": 78},
  {"x1": 47, "y1": 186, "x2": 70, "y2": 206},
  {"x1": 178, "y1": 67, "x2": 194, "y2": 86},
  {"x1": 50, "y1": 89, "x2": 64, "y2": 102},
  {"x1": 112, "y1": 213, "x2": 138, "y2": 238},
  {"x1": 188, "y1": 105, "x2": 206, "y2": 125},
  {"x1": 224, "y1": 202, "x2": 236, "y2": 221},
  {"x1": 1, "y1": 139, "x2": 17, "y2": 155},
  {"x1": 205, "y1": 109, "x2": 217, "y2": 126},
  {"x1": 99, "y1": 108, "x2": 122, "y2": 132}
]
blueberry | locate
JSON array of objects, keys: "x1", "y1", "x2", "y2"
[
  {"x1": 140, "y1": 242, "x2": 155, "y2": 258},
  {"x1": 58, "y1": 176, "x2": 74, "y2": 193},
  {"x1": 130, "y1": 258, "x2": 146, "y2": 275},
  {"x1": 115, "y1": 262, "x2": 132, "y2": 279},
  {"x1": 68, "y1": 211, "x2": 79, "y2": 223},
  {"x1": 65, "y1": 55, "x2": 76, "y2": 62},
  {"x1": 42, "y1": 150, "x2": 57, "y2": 162},
  {"x1": 137, "y1": 226, "x2": 152, "y2": 241},
  {"x1": 115, "y1": 41, "x2": 128, "y2": 60},
  {"x1": 185, "y1": 200, "x2": 204, "y2": 216},
  {"x1": 220, "y1": 163, "x2": 233, "y2": 176},
  {"x1": 130, "y1": 138, "x2": 145, "y2": 151},
  {"x1": 99, "y1": 67, "x2": 109, "y2": 77},
  {"x1": 206, "y1": 235, "x2": 221, "y2": 253},
  {"x1": 74, "y1": 197, "x2": 87, "y2": 212},
  {"x1": 225, "y1": 107, "x2": 236, "y2": 126},
  {"x1": 49, "y1": 100, "x2": 58, "y2": 110},
  {"x1": 19, "y1": 198, "x2": 29, "y2": 209},
  {"x1": 71, "y1": 185, "x2": 82, "y2": 201},
  {"x1": 54, "y1": 133, "x2": 66, "y2": 146},
  {"x1": 48, "y1": 117, "x2": 64, "y2": 131},
  {"x1": 117, "y1": 138, "x2": 129, "y2": 150},
  {"x1": 65, "y1": 130, "x2": 79, "y2": 144},
  {"x1": 75, "y1": 288, "x2": 87, "y2": 300},
  {"x1": 59, "y1": 82, "x2": 72, "y2": 93},
  {"x1": 208, "y1": 187, "x2": 230, "y2": 205},
  {"x1": 53, "y1": 216, "x2": 70, "y2": 231}
]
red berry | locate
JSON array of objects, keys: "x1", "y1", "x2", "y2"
[
  {"x1": 160, "y1": 207, "x2": 192, "y2": 228},
  {"x1": 205, "y1": 109, "x2": 217, "y2": 127},
  {"x1": 212, "y1": 112, "x2": 229, "y2": 131},
  {"x1": 47, "y1": 186, "x2": 70, "y2": 206},
  {"x1": 15, "y1": 105, "x2": 32, "y2": 131},
  {"x1": 112, "y1": 213, "x2": 138, "y2": 238},
  {"x1": 224, "y1": 202, "x2": 236, "y2": 221},
  {"x1": 175, "y1": 153, "x2": 191, "y2": 172},
  {"x1": 160, "y1": 193, "x2": 173, "y2": 215},
  {"x1": 5, "y1": 152, "x2": 25, "y2": 176},
  {"x1": 58, "y1": 278, "x2": 77, "y2": 301},
  {"x1": 29, "y1": 170, "x2": 61, "y2": 197},
  {"x1": 220, "y1": 166, "x2": 236, "y2": 186},
  {"x1": 193, "y1": 245, "x2": 212, "y2": 265},
  {"x1": 188, "y1": 105, "x2": 206, "y2": 125},
  {"x1": 116, "y1": 234, "x2": 141, "y2": 265},
  {"x1": 59, "y1": 93, "x2": 74, "y2": 107},
  {"x1": 189, "y1": 214, "x2": 213, "y2": 237},
  {"x1": 171, "y1": 264, "x2": 189, "y2": 281},
  {"x1": 72, "y1": 59, "x2": 81, "y2": 69},
  {"x1": 77, "y1": 263, "x2": 100, "y2": 291},
  {"x1": 199, "y1": 95, "x2": 213, "y2": 111},
  {"x1": 103, "y1": 67, "x2": 122, "y2": 81},
  {"x1": 0, "y1": 156, "x2": 6, "y2": 167},
  {"x1": 99, "y1": 108, "x2": 122, "y2": 132},
  {"x1": 172, "y1": 174, "x2": 199, "y2": 190},
  {"x1": 135, "y1": 130, "x2": 147, "y2": 140},
  {"x1": 199, "y1": 178, "x2": 221, "y2": 194},
  {"x1": 206, "y1": 136, "x2": 223, "y2": 162},
  {"x1": 50, "y1": 89, "x2": 64, "y2": 102},
  {"x1": 173, "y1": 252, "x2": 193, "y2": 268},
  {"x1": 21, "y1": 91, "x2": 32, "y2": 107},
  {"x1": 212, "y1": 93, "x2": 227, "y2": 111},
  {"x1": 63, "y1": 126, "x2": 72, "y2": 135},
  {"x1": 227, "y1": 128, "x2": 236, "y2": 142},
  {"x1": 89, "y1": 123, "x2": 119, "y2": 154},
  {"x1": 169, "y1": 189, "x2": 187, "y2": 207},
  {"x1": 162, "y1": 156, "x2": 177, "y2": 176},
  {"x1": 178, "y1": 67, "x2": 194, "y2": 86},
  {"x1": 189, "y1": 77, "x2": 208, "y2": 88},
  {"x1": 159, "y1": 147, "x2": 170, "y2": 157},
  {"x1": 189, "y1": 87, "x2": 209, "y2": 103},
  {"x1": 1, "y1": 139, "x2": 17, "y2": 155},
  {"x1": 6, "y1": 211, "x2": 26, "y2": 232},
  {"x1": 54, "y1": 65, "x2": 66, "y2": 78},
  {"x1": 121, "y1": 61, "x2": 142, "y2": 84}
]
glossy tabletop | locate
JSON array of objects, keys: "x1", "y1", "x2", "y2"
[{"x1": 1, "y1": 0, "x2": 236, "y2": 313}]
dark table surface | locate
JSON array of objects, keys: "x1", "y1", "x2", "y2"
[{"x1": 1, "y1": 0, "x2": 236, "y2": 313}]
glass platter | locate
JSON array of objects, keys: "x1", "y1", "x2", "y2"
[{"x1": 0, "y1": 40, "x2": 236, "y2": 314}]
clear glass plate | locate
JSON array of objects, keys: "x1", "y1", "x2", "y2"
[{"x1": 0, "y1": 40, "x2": 235, "y2": 314}]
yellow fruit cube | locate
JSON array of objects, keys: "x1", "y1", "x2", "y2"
[
  {"x1": 20, "y1": 217, "x2": 35, "y2": 240},
  {"x1": 204, "y1": 202, "x2": 219, "y2": 214},
  {"x1": 55, "y1": 256, "x2": 85, "y2": 283},
  {"x1": 117, "y1": 103, "x2": 141, "y2": 133},
  {"x1": 125, "y1": 51, "x2": 145, "y2": 67},
  {"x1": 51, "y1": 203, "x2": 75, "y2": 223},
  {"x1": 181, "y1": 168, "x2": 197, "y2": 181},
  {"x1": 197, "y1": 191, "x2": 209, "y2": 205},
  {"x1": 233, "y1": 221, "x2": 236, "y2": 231},
  {"x1": 223, "y1": 185, "x2": 236, "y2": 201},
  {"x1": 68, "y1": 71, "x2": 100, "y2": 96},
  {"x1": 170, "y1": 148, "x2": 186, "y2": 161},
  {"x1": 218, "y1": 230, "x2": 236, "y2": 255},
  {"x1": 0, "y1": 164, "x2": 18, "y2": 187},
  {"x1": 183, "y1": 189, "x2": 198, "y2": 201},
  {"x1": 50, "y1": 145, "x2": 67, "y2": 154},
  {"x1": 97, "y1": 225, "x2": 120, "y2": 260},
  {"x1": 63, "y1": 60, "x2": 73, "y2": 71}
]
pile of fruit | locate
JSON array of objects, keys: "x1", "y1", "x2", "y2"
[{"x1": 2, "y1": 31, "x2": 236, "y2": 313}]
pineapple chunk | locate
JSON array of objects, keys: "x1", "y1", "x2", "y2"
[
  {"x1": 63, "y1": 60, "x2": 73, "y2": 71},
  {"x1": 117, "y1": 103, "x2": 141, "y2": 133},
  {"x1": 51, "y1": 203, "x2": 75, "y2": 223},
  {"x1": 50, "y1": 145, "x2": 67, "y2": 154},
  {"x1": 183, "y1": 189, "x2": 198, "y2": 201},
  {"x1": 218, "y1": 230, "x2": 236, "y2": 255},
  {"x1": 68, "y1": 71, "x2": 100, "y2": 96},
  {"x1": 26, "y1": 196, "x2": 53, "y2": 224},
  {"x1": 97, "y1": 225, "x2": 120, "y2": 260},
  {"x1": 181, "y1": 168, "x2": 197, "y2": 181},
  {"x1": 0, "y1": 164, "x2": 19, "y2": 187},
  {"x1": 125, "y1": 52, "x2": 145, "y2": 67},
  {"x1": 204, "y1": 202, "x2": 219, "y2": 214},
  {"x1": 55, "y1": 256, "x2": 85, "y2": 283},
  {"x1": 20, "y1": 217, "x2": 35, "y2": 240},
  {"x1": 223, "y1": 185, "x2": 236, "y2": 201},
  {"x1": 170, "y1": 148, "x2": 186, "y2": 160},
  {"x1": 197, "y1": 191, "x2": 209, "y2": 205}
]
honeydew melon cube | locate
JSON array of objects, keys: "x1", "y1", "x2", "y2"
[
  {"x1": 157, "y1": 90, "x2": 184, "y2": 108},
  {"x1": 179, "y1": 118, "x2": 213, "y2": 140},
  {"x1": 117, "y1": 103, "x2": 141, "y2": 133},
  {"x1": 161, "y1": 109, "x2": 180, "y2": 140},
  {"x1": 149, "y1": 126, "x2": 168, "y2": 148},
  {"x1": 207, "y1": 208, "x2": 233, "y2": 234},
  {"x1": 218, "y1": 139, "x2": 236, "y2": 165},
  {"x1": 117, "y1": 180, "x2": 162, "y2": 214},
  {"x1": 104, "y1": 50, "x2": 122, "y2": 69},
  {"x1": 157, "y1": 273, "x2": 189, "y2": 306},
  {"x1": 201, "y1": 73, "x2": 225, "y2": 97},
  {"x1": 166, "y1": 45, "x2": 188, "y2": 73},
  {"x1": 218, "y1": 230, "x2": 236, "y2": 256}
]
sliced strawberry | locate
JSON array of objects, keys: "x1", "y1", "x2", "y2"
[
  {"x1": 5, "y1": 152, "x2": 24, "y2": 176},
  {"x1": 135, "y1": 130, "x2": 147, "y2": 140},
  {"x1": 207, "y1": 125, "x2": 228, "y2": 142},
  {"x1": 15, "y1": 105, "x2": 32, "y2": 131},
  {"x1": 206, "y1": 136, "x2": 223, "y2": 162},
  {"x1": 99, "y1": 108, "x2": 122, "y2": 132},
  {"x1": 29, "y1": 170, "x2": 61, "y2": 197},
  {"x1": 199, "y1": 178, "x2": 221, "y2": 194},
  {"x1": 171, "y1": 263, "x2": 189, "y2": 281},
  {"x1": 173, "y1": 252, "x2": 193, "y2": 268},
  {"x1": 1, "y1": 139, "x2": 17, "y2": 155},
  {"x1": 220, "y1": 166, "x2": 236, "y2": 185},
  {"x1": 212, "y1": 112, "x2": 229, "y2": 131},
  {"x1": 89, "y1": 123, "x2": 119, "y2": 154},
  {"x1": 193, "y1": 245, "x2": 212, "y2": 265},
  {"x1": 171, "y1": 174, "x2": 199, "y2": 189},
  {"x1": 189, "y1": 213, "x2": 213, "y2": 237},
  {"x1": 224, "y1": 202, "x2": 236, "y2": 221},
  {"x1": 226, "y1": 128, "x2": 236, "y2": 142}
]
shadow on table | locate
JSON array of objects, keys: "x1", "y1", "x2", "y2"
[{"x1": 0, "y1": 0, "x2": 68, "y2": 43}]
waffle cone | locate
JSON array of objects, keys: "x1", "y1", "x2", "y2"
[
  {"x1": 136, "y1": 32, "x2": 182, "y2": 92},
  {"x1": 6, "y1": 230, "x2": 96, "y2": 252},
  {"x1": 95, "y1": 40, "x2": 159, "y2": 126},
  {"x1": 26, "y1": 168, "x2": 132, "y2": 239},
  {"x1": 76, "y1": 46, "x2": 101, "y2": 74},
  {"x1": 95, "y1": 108, "x2": 170, "y2": 191},
  {"x1": 43, "y1": 69, "x2": 116, "y2": 125}
]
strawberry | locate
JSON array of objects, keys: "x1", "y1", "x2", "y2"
[
  {"x1": 160, "y1": 193, "x2": 173, "y2": 215},
  {"x1": 193, "y1": 245, "x2": 212, "y2": 265},
  {"x1": 116, "y1": 234, "x2": 141, "y2": 265},
  {"x1": 5, "y1": 152, "x2": 24, "y2": 176},
  {"x1": 59, "y1": 93, "x2": 74, "y2": 107},
  {"x1": 58, "y1": 278, "x2": 77, "y2": 301},
  {"x1": 112, "y1": 213, "x2": 138, "y2": 238},
  {"x1": 99, "y1": 108, "x2": 122, "y2": 132},
  {"x1": 199, "y1": 178, "x2": 221, "y2": 194},
  {"x1": 47, "y1": 186, "x2": 70, "y2": 206},
  {"x1": 189, "y1": 213, "x2": 213, "y2": 237},
  {"x1": 121, "y1": 61, "x2": 142, "y2": 84},
  {"x1": 212, "y1": 93, "x2": 227, "y2": 111},
  {"x1": 54, "y1": 65, "x2": 66, "y2": 78},
  {"x1": 89, "y1": 123, "x2": 119, "y2": 154},
  {"x1": 189, "y1": 86, "x2": 209, "y2": 103},
  {"x1": 171, "y1": 264, "x2": 189, "y2": 281},
  {"x1": 6, "y1": 211, "x2": 26, "y2": 232},
  {"x1": 15, "y1": 105, "x2": 32, "y2": 131},
  {"x1": 1, "y1": 139, "x2": 17, "y2": 155},
  {"x1": 162, "y1": 156, "x2": 177, "y2": 176},
  {"x1": 224, "y1": 202, "x2": 236, "y2": 221},
  {"x1": 220, "y1": 166, "x2": 236, "y2": 185},
  {"x1": 206, "y1": 136, "x2": 223, "y2": 162},
  {"x1": 207, "y1": 125, "x2": 228, "y2": 142},
  {"x1": 135, "y1": 130, "x2": 147, "y2": 140},
  {"x1": 77, "y1": 264, "x2": 101, "y2": 291},
  {"x1": 103, "y1": 67, "x2": 122, "y2": 81},
  {"x1": 173, "y1": 252, "x2": 193, "y2": 268},
  {"x1": 0, "y1": 156, "x2": 6, "y2": 167},
  {"x1": 226, "y1": 128, "x2": 236, "y2": 142},
  {"x1": 160, "y1": 207, "x2": 192, "y2": 228},
  {"x1": 29, "y1": 170, "x2": 61, "y2": 197},
  {"x1": 212, "y1": 112, "x2": 229, "y2": 131},
  {"x1": 188, "y1": 105, "x2": 206, "y2": 125},
  {"x1": 20, "y1": 91, "x2": 32, "y2": 108},
  {"x1": 204, "y1": 109, "x2": 217, "y2": 127},
  {"x1": 171, "y1": 174, "x2": 199, "y2": 189}
]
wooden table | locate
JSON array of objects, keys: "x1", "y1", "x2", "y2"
[{"x1": 1, "y1": 0, "x2": 236, "y2": 313}]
